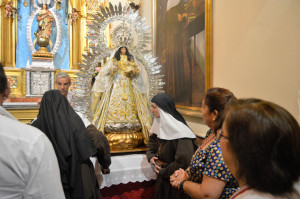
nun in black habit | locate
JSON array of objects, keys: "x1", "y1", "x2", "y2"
[
  {"x1": 32, "y1": 90, "x2": 103, "y2": 199},
  {"x1": 146, "y1": 93, "x2": 197, "y2": 199}
]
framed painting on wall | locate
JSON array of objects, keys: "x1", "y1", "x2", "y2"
[{"x1": 154, "y1": 0, "x2": 212, "y2": 115}]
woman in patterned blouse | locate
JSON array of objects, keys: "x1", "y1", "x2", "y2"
[{"x1": 170, "y1": 87, "x2": 239, "y2": 199}]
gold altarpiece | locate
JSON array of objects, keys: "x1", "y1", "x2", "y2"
[
  {"x1": 1, "y1": 0, "x2": 112, "y2": 122},
  {"x1": 1, "y1": 0, "x2": 111, "y2": 98},
  {"x1": 0, "y1": 0, "x2": 16, "y2": 68},
  {"x1": 69, "y1": 0, "x2": 112, "y2": 69}
]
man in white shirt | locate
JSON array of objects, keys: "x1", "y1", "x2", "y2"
[{"x1": 0, "y1": 63, "x2": 65, "y2": 199}]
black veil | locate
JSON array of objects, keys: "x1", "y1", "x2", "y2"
[
  {"x1": 32, "y1": 90, "x2": 97, "y2": 199},
  {"x1": 151, "y1": 93, "x2": 187, "y2": 126}
]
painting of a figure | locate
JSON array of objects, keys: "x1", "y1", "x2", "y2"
[{"x1": 155, "y1": 0, "x2": 207, "y2": 109}]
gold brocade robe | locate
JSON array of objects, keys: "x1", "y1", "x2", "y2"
[{"x1": 91, "y1": 55, "x2": 152, "y2": 144}]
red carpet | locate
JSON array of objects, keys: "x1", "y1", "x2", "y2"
[{"x1": 101, "y1": 180, "x2": 156, "y2": 199}]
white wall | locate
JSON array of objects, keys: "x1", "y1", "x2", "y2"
[{"x1": 213, "y1": 0, "x2": 300, "y2": 122}]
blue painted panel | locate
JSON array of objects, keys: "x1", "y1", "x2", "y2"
[{"x1": 16, "y1": 0, "x2": 69, "y2": 69}]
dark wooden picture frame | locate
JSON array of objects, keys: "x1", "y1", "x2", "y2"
[{"x1": 154, "y1": 0, "x2": 212, "y2": 115}]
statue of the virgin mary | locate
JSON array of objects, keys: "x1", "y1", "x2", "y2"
[
  {"x1": 72, "y1": 2, "x2": 165, "y2": 151},
  {"x1": 91, "y1": 46, "x2": 152, "y2": 150}
]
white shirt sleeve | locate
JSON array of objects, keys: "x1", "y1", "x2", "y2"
[{"x1": 23, "y1": 134, "x2": 65, "y2": 199}]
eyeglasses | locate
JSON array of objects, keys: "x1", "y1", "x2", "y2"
[{"x1": 218, "y1": 129, "x2": 230, "y2": 140}]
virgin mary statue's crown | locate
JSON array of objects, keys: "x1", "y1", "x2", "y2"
[
  {"x1": 117, "y1": 34, "x2": 129, "y2": 46},
  {"x1": 112, "y1": 23, "x2": 133, "y2": 49}
]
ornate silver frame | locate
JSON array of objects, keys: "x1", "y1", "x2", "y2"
[{"x1": 73, "y1": 2, "x2": 165, "y2": 120}]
